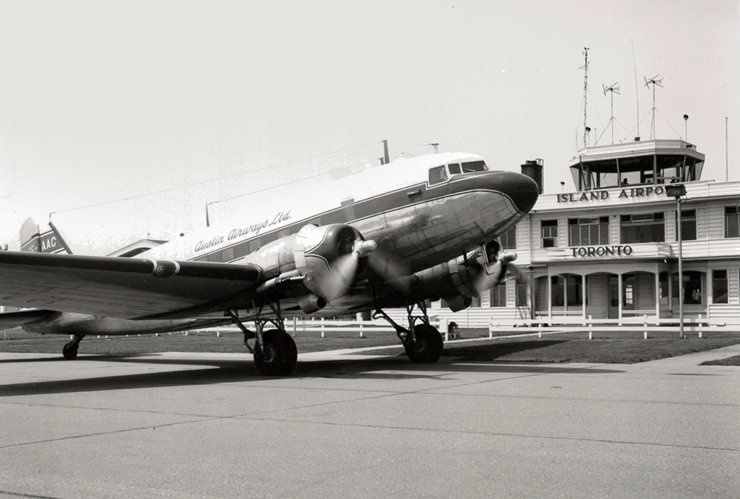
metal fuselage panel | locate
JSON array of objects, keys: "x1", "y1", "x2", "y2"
[{"x1": 351, "y1": 189, "x2": 519, "y2": 272}]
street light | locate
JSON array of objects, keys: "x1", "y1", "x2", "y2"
[{"x1": 666, "y1": 183, "x2": 687, "y2": 338}]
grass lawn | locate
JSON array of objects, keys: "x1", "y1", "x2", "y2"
[
  {"x1": 0, "y1": 329, "x2": 399, "y2": 357},
  {"x1": 2, "y1": 327, "x2": 740, "y2": 364},
  {"x1": 701, "y1": 355, "x2": 740, "y2": 366}
]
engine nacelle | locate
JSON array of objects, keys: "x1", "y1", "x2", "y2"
[
  {"x1": 405, "y1": 245, "x2": 517, "y2": 304},
  {"x1": 297, "y1": 294, "x2": 327, "y2": 313},
  {"x1": 242, "y1": 223, "x2": 366, "y2": 300},
  {"x1": 444, "y1": 295, "x2": 473, "y2": 312}
]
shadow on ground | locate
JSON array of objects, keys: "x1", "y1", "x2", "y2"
[{"x1": 0, "y1": 346, "x2": 622, "y2": 397}]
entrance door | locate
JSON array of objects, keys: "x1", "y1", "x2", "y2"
[{"x1": 607, "y1": 275, "x2": 619, "y2": 319}]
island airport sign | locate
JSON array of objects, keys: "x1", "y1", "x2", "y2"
[{"x1": 557, "y1": 185, "x2": 665, "y2": 203}]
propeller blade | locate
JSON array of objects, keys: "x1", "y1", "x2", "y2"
[
  {"x1": 505, "y1": 262, "x2": 527, "y2": 283},
  {"x1": 367, "y1": 248, "x2": 409, "y2": 281},
  {"x1": 318, "y1": 252, "x2": 359, "y2": 301},
  {"x1": 473, "y1": 251, "x2": 524, "y2": 293},
  {"x1": 315, "y1": 238, "x2": 379, "y2": 301}
]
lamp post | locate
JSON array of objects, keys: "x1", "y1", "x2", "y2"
[{"x1": 666, "y1": 183, "x2": 687, "y2": 338}]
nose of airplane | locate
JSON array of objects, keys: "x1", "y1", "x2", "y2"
[{"x1": 498, "y1": 171, "x2": 540, "y2": 213}]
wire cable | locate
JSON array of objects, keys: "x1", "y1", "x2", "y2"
[{"x1": 50, "y1": 141, "x2": 382, "y2": 217}]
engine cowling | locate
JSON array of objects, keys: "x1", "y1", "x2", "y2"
[
  {"x1": 402, "y1": 244, "x2": 518, "y2": 311},
  {"x1": 242, "y1": 223, "x2": 370, "y2": 301}
]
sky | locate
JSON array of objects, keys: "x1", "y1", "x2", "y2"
[{"x1": 0, "y1": 0, "x2": 738, "y2": 254}]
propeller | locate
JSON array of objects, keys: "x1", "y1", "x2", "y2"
[
  {"x1": 474, "y1": 251, "x2": 525, "y2": 293},
  {"x1": 367, "y1": 248, "x2": 411, "y2": 286},
  {"x1": 315, "y1": 239, "x2": 378, "y2": 301}
]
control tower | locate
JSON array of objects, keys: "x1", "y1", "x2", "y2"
[{"x1": 567, "y1": 139, "x2": 705, "y2": 191}]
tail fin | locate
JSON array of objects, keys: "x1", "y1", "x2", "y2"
[{"x1": 19, "y1": 218, "x2": 73, "y2": 254}]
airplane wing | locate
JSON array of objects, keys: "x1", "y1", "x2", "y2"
[
  {"x1": 0, "y1": 251, "x2": 262, "y2": 320},
  {"x1": 0, "y1": 309, "x2": 60, "y2": 328}
]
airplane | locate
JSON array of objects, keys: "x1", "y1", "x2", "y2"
[{"x1": 0, "y1": 152, "x2": 538, "y2": 375}]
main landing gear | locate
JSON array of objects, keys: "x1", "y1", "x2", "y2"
[
  {"x1": 62, "y1": 334, "x2": 85, "y2": 360},
  {"x1": 227, "y1": 308, "x2": 297, "y2": 376},
  {"x1": 374, "y1": 302, "x2": 444, "y2": 363}
]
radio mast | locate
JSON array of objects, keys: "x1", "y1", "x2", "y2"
[
  {"x1": 644, "y1": 74, "x2": 663, "y2": 139},
  {"x1": 581, "y1": 47, "x2": 590, "y2": 148},
  {"x1": 602, "y1": 82, "x2": 621, "y2": 144}
]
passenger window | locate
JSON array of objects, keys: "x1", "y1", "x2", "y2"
[
  {"x1": 448, "y1": 163, "x2": 461, "y2": 175},
  {"x1": 428, "y1": 166, "x2": 448, "y2": 185},
  {"x1": 248, "y1": 238, "x2": 261, "y2": 253}
]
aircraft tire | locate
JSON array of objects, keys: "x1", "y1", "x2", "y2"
[
  {"x1": 404, "y1": 324, "x2": 443, "y2": 363},
  {"x1": 253, "y1": 329, "x2": 298, "y2": 376},
  {"x1": 62, "y1": 342, "x2": 78, "y2": 360}
]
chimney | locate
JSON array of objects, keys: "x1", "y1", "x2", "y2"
[{"x1": 520, "y1": 159, "x2": 544, "y2": 194}]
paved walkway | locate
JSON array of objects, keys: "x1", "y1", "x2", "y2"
[{"x1": 1, "y1": 345, "x2": 738, "y2": 498}]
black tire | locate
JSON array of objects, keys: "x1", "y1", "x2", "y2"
[
  {"x1": 404, "y1": 324, "x2": 443, "y2": 363},
  {"x1": 62, "y1": 343, "x2": 78, "y2": 360},
  {"x1": 253, "y1": 329, "x2": 298, "y2": 376}
]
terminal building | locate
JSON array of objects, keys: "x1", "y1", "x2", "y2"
[{"x1": 433, "y1": 139, "x2": 740, "y2": 327}]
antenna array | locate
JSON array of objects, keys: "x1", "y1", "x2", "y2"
[
  {"x1": 644, "y1": 74, "x2": 664, "y2": 139},
  {"x1": 602, "y1": 82, "x2": 621, "y2": 144}
]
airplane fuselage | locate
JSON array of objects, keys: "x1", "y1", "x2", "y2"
[{"x1": 11, "y1": 152, "x2": 539, "y2": 333}]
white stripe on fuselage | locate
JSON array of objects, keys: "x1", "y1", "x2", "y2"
[{"x1": 141, "y1": 152, "x2": 485, "y2": 261}]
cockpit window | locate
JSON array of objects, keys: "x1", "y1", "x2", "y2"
[
  {"x1": 461, "y1": 160, "x2": 487, "y2": 173},
  {"x1": 428, "y1": 165, "x2": 448, "y2": 185},
  {"x1": 448, "y1": 163, "x2": 461, "y2": 175}
]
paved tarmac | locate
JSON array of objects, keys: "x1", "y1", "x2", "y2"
[{"x1": 1, "y1": 344, "x2": 739, "y2": 498}]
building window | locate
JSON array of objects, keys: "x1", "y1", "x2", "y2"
[
  {"x1": 500, "y1": 226, "x2": 516, "y2": 249},
  {"x1": 620, "y1": 212, "x2": 665, "y2": 243},
  {"x1": 470, "y1": 295, "x2": 481, "y2": 308},
  {"x1": 542, "y1": 220, "x2": 558, "y2": 248},
  {"x1": 725, "y1": 207, "x2": 740, "y2": 237},
  {"x1": 550, "y1": 275, "x2": 582, "y2": 307},
  {"x1": 672, "y1": 271, "x2": 704, "y2": 304},
  {"x1": 568, "y1": 216, "x2": 609, "y2": 246},
  {"x1": 490, "y1": 284, "x2": 506, "y2": 307},
  {"x1": 676, "y1": 209, "x2": 696, "y2": 241},
  {"x1": 712, "y1": 270, "x2": 728, "y2": 304},
  {"x1": 624, "y1": 283, "x2": 634, "y2": 306}
]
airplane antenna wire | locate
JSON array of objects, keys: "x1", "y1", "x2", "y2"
[{"x1": 50, "y1": 141, "x2": 383, "y2": 216}]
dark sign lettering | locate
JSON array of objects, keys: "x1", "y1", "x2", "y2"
[
  {"x1": 557, "y1": 185, "x2": 665, "y2": 203},
  {"x1": 194, "y1": 210, "x2": 292, "y2": 253},
  {"x1": 570, "y1": 245, "x2": 634, "y2": 257}
]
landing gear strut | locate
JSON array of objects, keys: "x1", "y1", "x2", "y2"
[
  {"x1": 62, "y1": 334, "x2": 85, "y2": 360},
  {"x1": 374, "y1": 302, "x2": 443, "y2": 363},
  {"x1": 227, "y1": 306, "x2": 297, "y2": 376}
]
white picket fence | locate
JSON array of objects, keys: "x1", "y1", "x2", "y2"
[
  {"x1": 156, "y1": 314, "x2": 736, "y2": 344},
  {"x1": 488, "y1": 313, "x2": 736, "y2": 339},
  {"x1": 194, "y1": 317, "x2": 452, "y2": 340}
]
